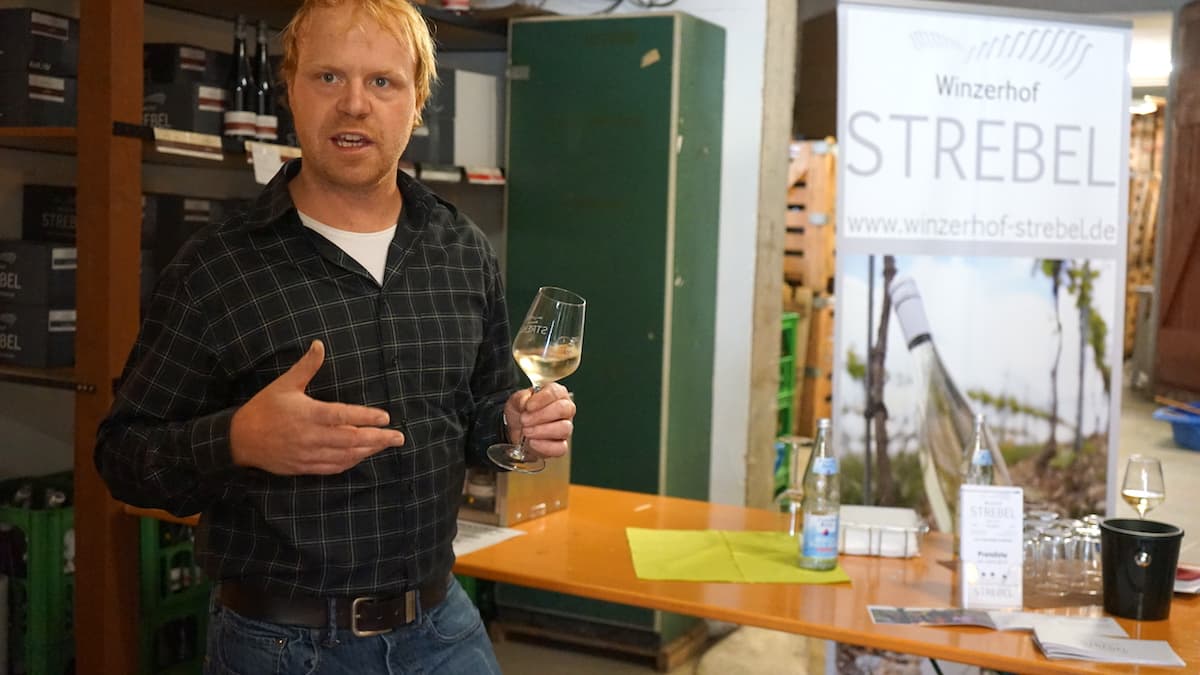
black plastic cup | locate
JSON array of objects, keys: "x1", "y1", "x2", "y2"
[{"x1": 1100, "y1": 518, "x2": 1183, "y2": 620}]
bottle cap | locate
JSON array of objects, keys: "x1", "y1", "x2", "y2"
[
  {"x1": 889, "y1": 276, "x2": 932, "y2": 348},
  {"x1": 817, "y1": 418, "x2": 831, "y2": 430}
]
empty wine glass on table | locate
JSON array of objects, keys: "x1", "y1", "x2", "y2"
[
  {"x1": 487, "y1": 286, "x2": 585, "y2": 474},
  {"x1": 1120, "y1": 454, "x2": 1165, "y2": 519}
]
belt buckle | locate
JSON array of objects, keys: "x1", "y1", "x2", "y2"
[
  {"x1": 351, "y1": 596, "x2": 390, "y2": 637},
  {"x1": 350, "y1": 592, "x2": 418, "y2": 637}
]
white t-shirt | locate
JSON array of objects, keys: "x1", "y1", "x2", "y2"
[{"x1": 297, "y1": 211, "x2": 396, "y2": 285}]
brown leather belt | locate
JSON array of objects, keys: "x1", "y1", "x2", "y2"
[{"x1": 219, "y1": 573, "x2": 452, "y2": 637}]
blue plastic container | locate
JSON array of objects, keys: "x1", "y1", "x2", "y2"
[{"x1": 1152, "y1": 402, "x2": 1200, "y2": 452}]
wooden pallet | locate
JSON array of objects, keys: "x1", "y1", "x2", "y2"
[
  {"x1": 783, "y1": 138, "x2": 837, "y2": 294},
  {"x1": 797, "y1": 295, "x2": 835, "y2": 436},
  {"x1": 488, "y1": 614, "x2": 709, "y2": 672},
  {"x1": 1124, "y1": 102, "x2": 1165, "y2": 358},
  {"x1": 1128, "y1": 170, "x2": 1161, "y2": 269},
  {"x1": 1124, "y1": 264, "x2": 1155, "y2": 356},
  {"x1": 784, "y1": 285, "x2": 815, "y2": 436}
]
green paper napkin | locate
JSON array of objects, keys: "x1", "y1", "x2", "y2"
[{"x1": 625, "y1": 528, "x2": 850, "y2": 584}]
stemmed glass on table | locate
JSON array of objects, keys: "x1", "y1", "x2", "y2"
[
  {"x1": 1120, "y1": 454, "x2": 1165, "y2": 519},
  {"x1": 486, "y1": 286, "x2": 585, "y2": 474}
]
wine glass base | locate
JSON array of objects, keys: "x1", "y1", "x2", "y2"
[{"x1": 486, "y1": 443, "x2": 546, "y2": 474}]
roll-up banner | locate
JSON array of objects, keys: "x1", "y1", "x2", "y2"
[{"x1": 834, "y1": 0, "x2": 1132, "y2": 533}]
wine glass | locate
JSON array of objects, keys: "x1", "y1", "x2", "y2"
[
  {"x1": 1120, "y1": 454, "x2": 1165, "y2": 519},
  {"x1": 486, "y1": 286, "x2": 585, "y2": 474}
]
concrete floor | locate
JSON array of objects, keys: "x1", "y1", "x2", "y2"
[{"x1": 493, "y1": 386, "x2": 1197, "y2": 675}]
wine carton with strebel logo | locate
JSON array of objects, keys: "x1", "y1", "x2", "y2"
[
  {"x1": 0, "y1": 9, "x2": 80, "y2": 77},
  {"x1": 145, "y1": 194, "x2": 222, "y2": 273},
  {"x1": 143, "y1": 81, "x2": 227, "y2": 136},
  {"x1": 0, "y1": 240, "x2": 76, "y2": 307},
  {"x1": 0, "y1": 70, "x2": 77, "y2": 126},
  {"x1": 21, "y1": 184, "x2": 75, "y2": 244},
  {"x1": 0, "y1": 304, "x2": 75, "y2": 368},
  {"x1": 24, "y1": 185, "x2": 157, "y2": 248},
  {"x1": 144, "y1": 43, "x2": 231, "y2": 86}
]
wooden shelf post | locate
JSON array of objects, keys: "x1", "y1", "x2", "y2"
[{"x1": 75, "y1": 0, "x2": 144, "y2": 673}]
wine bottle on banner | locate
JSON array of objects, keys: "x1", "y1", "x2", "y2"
[
  {"x1": 889, "y1": 277, "x2": 1011, "y2": 534},
  {"x1": 962, "y1": 413, "x2": 996, "y2": 486},
  {"x1": 254, "y1": 20, "x2": 278, "y2": 141},
  {"x1": 799, "y1": 418, "x2": 840, "y2": 571},
  {"x1": 224, "y1": 15, "x2": 258, "y2": 139}
]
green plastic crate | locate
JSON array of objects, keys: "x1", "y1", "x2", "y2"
[
  {"x1": 138, "y1": 519, "x2": 208, "y2": 615},
  {"x1": 780, "y1": 312, "x2": 798, "y2": 357},
  {"x1": 0, "y1": 472, "x2": 75, "y2": 675},
  {"x1": 18, "y1": 639, "x2": 71, "y2": 675},
  {"x1": 779, "y1": 354, "x2": 796, "y2": 397},
  {"x1": 140, "y1": 601, "x2": 207, "y2": 675},
  {"x1": 139, "y1": 518, "x2": 210, "y2": 675},
  {"x1": 776, "y1": 390, "x2": 794, "y2": 438},
  {"x1": 779, "y1": 312, "x2": 799, "y2": 398}
]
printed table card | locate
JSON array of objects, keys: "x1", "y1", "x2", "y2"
[{"x1": 959, "y1": 485, "x2": 1023, "y2": 609}]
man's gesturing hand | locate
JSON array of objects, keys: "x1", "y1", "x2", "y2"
[{"x1": 230, "y1": 340, "x2": 406, "y2": 475}]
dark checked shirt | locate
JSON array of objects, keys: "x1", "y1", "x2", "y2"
[{"x1": 95, "y1": 159, "x2": 518, "y2": 597}]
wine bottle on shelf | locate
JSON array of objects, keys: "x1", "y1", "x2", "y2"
[
  {"x1": 223, "y1": 15, "x2": 258, "y2": 139},
  {"x1": 799, "y1": 418, "x2": 840, "y2": 571},
  {"x1": 889, "y1": 276, "x2": 1011, "y2": 534},
  {"x1": 254, "y1": 19, "x2": 278, "y2": 142}
]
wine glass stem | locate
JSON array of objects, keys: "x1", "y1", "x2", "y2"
[{"x1": 508, "y1": 384, "x2": 543, "y2": 460}]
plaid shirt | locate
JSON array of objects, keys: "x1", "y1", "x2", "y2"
[{"x1": 95, "y1": 159, "x2": 517, "y2": 597}]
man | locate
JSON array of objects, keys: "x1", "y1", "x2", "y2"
[{"x1": 95, "y1": 1, "x2": 576, "y2": 672}]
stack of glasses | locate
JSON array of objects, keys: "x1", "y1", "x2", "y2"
[{"x1": 1023, "y1": 512, "x2": 1104, "y2": 598}]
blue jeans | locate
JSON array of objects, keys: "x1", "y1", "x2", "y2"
[{"x1": 203, "y1": 576, "x2": 501, "y2": 674}]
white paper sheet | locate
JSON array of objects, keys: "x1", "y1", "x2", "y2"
[
  {"x1": 249, "y1": 141, "x2": 283, "y2": 185},
  {"x1": 1033, "y1": 625, "x2": 1185, "y2": 667},
  {"x1": 988, "y1": 612, "x2": 1126, "y2": 637},
  {"x1": 453, "y1": 519, "x2": 526, "y2": 558}
]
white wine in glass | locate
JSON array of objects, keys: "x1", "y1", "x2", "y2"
[
  {"x1": 514, "y1": 342, "x2": 581, "y2": 388},
  {"x1": 487, "y1": 286, "x2": 585, "y2": 474},
  {"x1": 1120, "y1": 454, "x2": 1165, "y2": 519}
]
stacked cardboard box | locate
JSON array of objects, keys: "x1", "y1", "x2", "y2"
[
  {"x1": 0, "y1": 240, "x2": 75, "y2": 367},
  {"x1": 402, "y1": 68, "x2": 501, "y2": 168},
  {"x1": 143, "y1": 43, "x2": 232, "y2": 136},
  {"x1": 3, "y1": 185, "x2": 250, "y2": 367},
  {"x1": 0, "y1": 8, "x2": 79, "y2": 126}
]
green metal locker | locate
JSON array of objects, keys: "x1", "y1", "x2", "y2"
[{"x1": 499, "y1": 11, "x2": 725, "y2": 646}]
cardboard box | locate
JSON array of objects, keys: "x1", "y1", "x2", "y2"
[
  {"x1": 403, "y1": 68, "x2": 455, "y2": 165},
  {"x1": 0, "y1": 304, "x2": 74, "y2": 368},
  {"x1": 140, "y1": 250, "x2": 156, "y2": 307},
  {"x1": 276, "y1": 103, "x2": 299, "y2": 147},
  {"x1": 0, "y1": 9, "x2": 79, "y2": 77},
  {"x1": 143, "y1": 81, "x2": 227, "y2": 136},
  {"x1": 0, "y1": 71, "x2": 77, "y2": 126},
  {"x1": 0, "y1": 240, "x2": 75, "y2": 307},
  {"x1": 24, "y1": 185, "x2": 157, "y2": 248},
  {"x1": 426, "y1": 67, "x2": 456, "y2": 117},
  {"x1": 21, "y1": 184, "x2": 75, "y2": 244},
  {"x1": 402, "y1": 67, "x2": 502, "y2": 167},
  {"x1": 402, "y1": 111, "x2": 454, "y2": 165},
  {"x1": 145, "y1": 194, "x2": 220, "y2": 272},
  {"x1": 144, "y1": 43, "x2": 231, "y2": 86},
  {"x1": 451, "y1": 69, "x2": 500, "y2": 167}
]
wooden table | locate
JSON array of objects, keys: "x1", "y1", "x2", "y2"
[{"x1": 454, "y1": 485, "x2": 1200, "y2": 674}]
